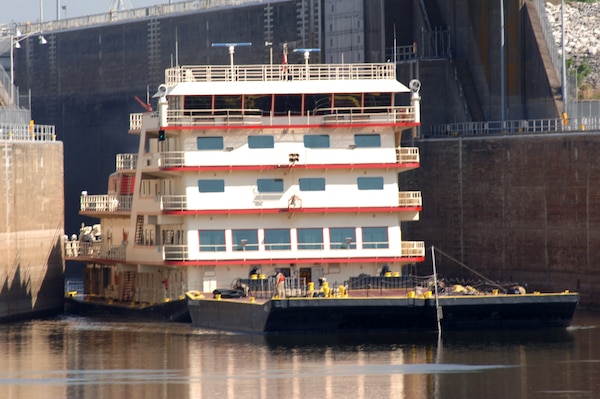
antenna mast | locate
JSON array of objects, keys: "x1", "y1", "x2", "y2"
[{"x1": 109, "y1": 0, "x2": 133, "y2": 11}]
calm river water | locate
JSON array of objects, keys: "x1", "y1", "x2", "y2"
[{"x1": 1, "y1": 310, "x2": 599, "y2": 399}]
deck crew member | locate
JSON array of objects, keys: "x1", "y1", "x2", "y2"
[{"x1": 276, "y1": 271, "x2": 285, "y2": 298}]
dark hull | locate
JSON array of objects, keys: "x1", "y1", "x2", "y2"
[
  {"x1": 188, "y1": 293, "x2": 579, "y2": 334},
  {"x1": 65, "y1": 297, "x2": 191, "y2": 323},
  {"x1": 436, "y1": 293, "x2": 579, "y2": 330}
]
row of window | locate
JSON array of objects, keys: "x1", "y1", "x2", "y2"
[
  {"x1": 197, "y1": 134, "x2": 381, "y2": 150},
  {"x1": 184, "y1": 93, "x2": 390, "y2": 116},
  {"x1": 198, "y1": 177, "x2": 385, "y2": 193},
  {"x1": 199, "y1": 227, "x2": 389, "y2": 252}
]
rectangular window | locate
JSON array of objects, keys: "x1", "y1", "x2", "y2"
[
  {"x1": 354, "y1": 134, "x2": 381, "y2": 148},
  {"x1": 362, "y1": 227, "x2": 389, "y2": 249},
  {"x1": 199, "y1": 230, "x2": 225, "y2": 252},
  {"x1": 274, "y1": 95, "x2": 303, "y2": 115},
  {"x1": 232, "y1": 229, "x2": 259, "y2": 251},
  {"x1": 197, "y1": 136, "x2": 224, "y2": 150},
  {"x1": 257, "y1": 178, "x2": 284, "y2": 193},
  {"x1": 214, "y1": 95, "x2": 241, "y2": 111},
  {"x1": 264, "y1": 229, "x2": 291, "y2": 250},
  {"x1": 357, "y1": 177, "x2": 384, "y2": 190},
  {"x1": 299, "y1": 178, "x2": 325, "y2": 191},
  {"x1": 329, "y1": 227, "x2": 356, "y2": 249},
  {"x1": 184, "y1": 96, "x2": 211, "y2": 110},
  {"x1": 245, "y1": 94, "x2": 272, "y2": 114},
  {"x1": 198, "y1": 179, "x2": 225, "y2": 193},
  {"x1": 303, "y1": 135, "x2": 330, "y2": 148},
  {"x1": 297, "y1": 228, "x2": 323, "y2": 250},
  {"x1": 248, "y1": 135, "x2": 275, "y2": 149}
]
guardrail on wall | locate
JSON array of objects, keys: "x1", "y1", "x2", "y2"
[{"x1": 428, "y1": 117, "x2": 600, "y2": 137}]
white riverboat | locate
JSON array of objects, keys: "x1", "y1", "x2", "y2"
[
  {"x1": 63, "y1": 48, "x2": 578, "y2": 331},
  {"x1": 63, "y1": 47, "x2": 424, "y2": 323}
]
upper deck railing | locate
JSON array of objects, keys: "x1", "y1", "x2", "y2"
[{"x1": 165, "y1": 63, "x2": 396, "y2": 84}]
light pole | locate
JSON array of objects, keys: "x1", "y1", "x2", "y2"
[
  {"x1": 9, "y1": 28, "x2": 48, "y2": 106},
  {"x1": 500, "y1": 0, "x2": 505, "y2": 127},
  {"x1": 561, "y1": 0, "x2": 568, "y2": 115},
  {"x1": 265, "y1": 41, "x2": 273, "y2": 67},
  {"x1": 10, "y1": 33, "x2": 15, "y2": 105}
]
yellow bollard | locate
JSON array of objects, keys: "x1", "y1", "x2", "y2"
[
  {"x1": 307, "y1": 282, "x2": 314, "y2": 291},
  {"x1": 423, "y1": 291, "x2": 432, "y2": 299},
  {"x1": 407, "y1": 291, "x2": 416, "y2": 298}
]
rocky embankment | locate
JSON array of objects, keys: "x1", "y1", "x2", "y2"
[{"x1": 546, "y1": 1, "x2": 600, "y2": 97}]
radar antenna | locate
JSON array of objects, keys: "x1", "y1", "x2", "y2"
[
  {"x1": 212, "y1": 42, "x2": 252, "y2": 81},
  {"x1": 294, "y1": 48, "x2": 320, "y2": 79}
]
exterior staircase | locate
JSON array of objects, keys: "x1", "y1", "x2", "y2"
[{"x1": 121, "y1": 271, "x2": 136, "y2": 302}]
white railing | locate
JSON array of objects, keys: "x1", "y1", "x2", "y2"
[
  {"x1": 129, "y1": 113, "x2": 144, "y2": 131},
  {"x1": 163, "y1": 245, "x2": 189, "y2": 261},
  {"x1": 160, "y1": 195, "x2": 187, "y2": 211},
  {"x1": 163, "y1": 241, "x2": 425, "y2": 261},
  {"x1": 166, "y1": 109, "x2": 263, "y2": 126},
  {"x1": 319, "y1": 106, "x2": 415, "y2": 124},
  {"x1": 0, "y1": 123, "x2": 56, "y2": 141},
  {"x1": 80, "y1": 194, "x2": 133, "y2": 212},
  {"x1": 398, "y1": 191, "x2": 422, "y2": 207},
  {"x1": 158, "y1": 147, "x2": 420, "y2": 169},
  {"x1": 397, "y1": 147, "x2": 420, "y2": 163},
  {"x1": 161, "y1": 106, "x2": 415, "y2": 127},
  {"x1": 64, "y1": 241, "x2": 126, "y2": 261},
  {"x1": 401, "y1": 241, "x2": 425, "y2": 258},
  {"x1": 165, "y1": 63, "x2": 396, "y2": 84},
  {"x1": 116, "y1": 153, "x2": 137, "y2": 170},
  {"x1": 159, "y1": 151, "x2": 185, "y2": 168}
]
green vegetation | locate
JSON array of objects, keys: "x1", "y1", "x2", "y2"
[{"x1": 567, "y1": 58, "x2": 592, "y2": 81}]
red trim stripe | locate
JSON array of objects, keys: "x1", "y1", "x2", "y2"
[
  {"x1": 163, "y1": 206, "x2": 422, "y2": 215},
  {"x1": 161, "y1": 122, "x2": 420, "y2": 131},
  {"x1": 161, "y1": 162, "x2": 420, "y2": 172},
  {"x1": 165, "y1": 256, "x2": 425, "y2": 266}
]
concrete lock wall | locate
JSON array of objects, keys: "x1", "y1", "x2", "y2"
[
  {"x1": 402, "y1": 133, "x2": 600, "y2": 307},
  {"x1": 0, "y1": 141, "x2": 65, "y2": 320}
]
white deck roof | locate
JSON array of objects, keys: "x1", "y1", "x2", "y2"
[{"x1": 166, "y1": 79, "x2": 410, "y2": 96}]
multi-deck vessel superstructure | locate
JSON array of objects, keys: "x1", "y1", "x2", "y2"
[
  {"x1": 64, "y1": 51, "x2": 425, "y2": 323},
  {"x1": 64, "y1": 52, "x2": 579, "y2": 331}
]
